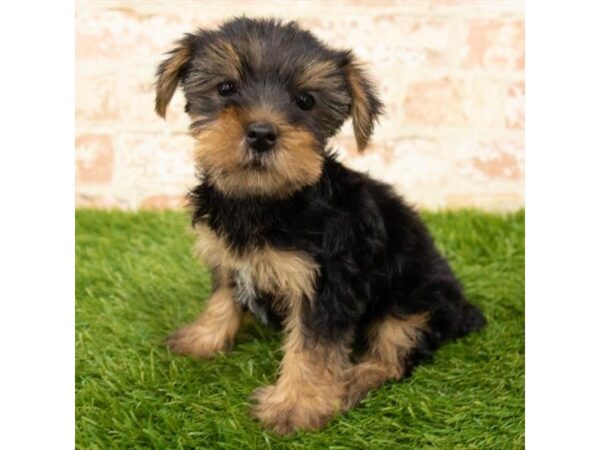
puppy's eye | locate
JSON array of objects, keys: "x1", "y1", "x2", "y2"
[
  {"x1": 294, "y1": 92, "x2": 315, "y2": 111},
  {"x1": 217, "y1": 80, "x2": 238, "y2": 97}
]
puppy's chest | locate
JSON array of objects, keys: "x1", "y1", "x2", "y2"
[
  {"x1": 231, "y1": 265, "x2": 277, "y2": 326},
  {"x1": 194, "y1": 223, "x2": 319, "y2": 321}
]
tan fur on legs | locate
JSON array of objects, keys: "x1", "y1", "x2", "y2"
[
  {"x1": 166, "y1": 287, "x2": 242, "y2": 358},
  {"x1": 343, "y1": 313, "x2": 429, "y2": 410},
  {"x1": 251, "y1": 304, "x2": 352, "y2": 434}
]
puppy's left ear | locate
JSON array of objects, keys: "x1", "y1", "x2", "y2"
[
  {"x1": 155, "y1": 34, "x2": 195, "y2": 118},
  {"x1": 341, "y1": 52, "x2": 384, "y2": 151}
]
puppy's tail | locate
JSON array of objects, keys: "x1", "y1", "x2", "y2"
[{"x1": 456, "y1": 302, "x2": 486, "y2": 338}]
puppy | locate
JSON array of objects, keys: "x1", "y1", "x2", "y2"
[{"x1": 155, "y1": 17, "x2": 485, "y2": 435}]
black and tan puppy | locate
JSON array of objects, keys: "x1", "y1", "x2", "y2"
[{"x1": 155, "y1": 17, "x2": 485, "y2": 434}]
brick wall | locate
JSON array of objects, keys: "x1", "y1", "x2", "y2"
[{"x1": 76, "y1": 0, "x2": 524, "y2": 211}]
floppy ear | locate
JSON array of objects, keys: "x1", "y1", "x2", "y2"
[
  {"x1": 155, "y1": 35, "x2": 195, "y2": 118},
  {"x1": 342, "y1": 53, "x2": 383, "y2": 151}
]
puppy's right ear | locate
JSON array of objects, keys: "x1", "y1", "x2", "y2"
[{"x1": 155, "y1": 35, "x2": 195, "y2": 118}]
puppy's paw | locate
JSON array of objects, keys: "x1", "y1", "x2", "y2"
[
  {"x1": 250, "y1": 384, "x2": 338, "y2": 435},
  {"x1": 166, "y1": 323, "x2": 231, "y2": 359}
]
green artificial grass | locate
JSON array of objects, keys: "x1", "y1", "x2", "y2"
[{"x1": 76, "y1": 209, "x2": 524, "y2": 449}]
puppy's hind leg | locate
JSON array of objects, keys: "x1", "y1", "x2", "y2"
[{"x1": 343, "y1": 313, "x2": 429, "y2": 410}]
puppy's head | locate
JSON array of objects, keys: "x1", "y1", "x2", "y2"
[{"x1": 156, "y1": 18, "x2": 382, "y2": 198}]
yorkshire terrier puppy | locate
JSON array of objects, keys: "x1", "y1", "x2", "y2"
[{"x1": 156, "y1": 17, "x2": 485, "y2": 434}]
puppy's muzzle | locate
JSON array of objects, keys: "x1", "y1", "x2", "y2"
[{"x1": 246, "y1": 122, "x2": 278, "y2": 153}]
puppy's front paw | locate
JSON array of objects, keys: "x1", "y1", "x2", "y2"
[
  {"x1": 166, "y1": 323, "x2": 232, "y2": 358},
  {"x1": 250, "y1": 384, "x2": 338, "y2": 435}
]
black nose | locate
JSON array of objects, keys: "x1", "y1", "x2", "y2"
[{"x1": 246, "y1": 122, "x2": 278, "y2": 152}]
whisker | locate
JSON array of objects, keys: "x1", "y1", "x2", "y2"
[{"x1": 189, "y1": 118, "x2": 214, "y2": 131}]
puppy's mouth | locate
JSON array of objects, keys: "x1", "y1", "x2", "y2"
[
  {"x1": 190, "y1": 115, "x2": 279, "y2": 171},
  {"x1": 244, "y1": 146, "x2": 276, "y2": 170}
]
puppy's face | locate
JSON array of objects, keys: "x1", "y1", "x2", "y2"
[{"x1": 156, "y1": 18, "x2": 382, "y2": 198}]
